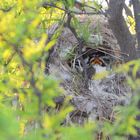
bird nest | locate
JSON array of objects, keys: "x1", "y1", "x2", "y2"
[{"x1": 47, "y1": 15, "x2": 131, "y2": 125}]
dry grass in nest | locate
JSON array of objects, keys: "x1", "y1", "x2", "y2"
[{"x1": 47, "y1": 15, "x2": 132, "y2": 125}]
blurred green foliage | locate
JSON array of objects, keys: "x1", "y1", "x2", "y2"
[{"x1": 0, "y1": 0, "x2": 140, "y2": 140}]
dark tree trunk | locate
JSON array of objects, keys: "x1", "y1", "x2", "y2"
[
  {"x1": 108, "y1": 0, "x2": 137, "y2": 61},
  {"x1": 132, "y1": 0, "x2": 140, "y2": 57},
  {"x1": 108, "y1": 1, "x2": 140, "y2": 139}
]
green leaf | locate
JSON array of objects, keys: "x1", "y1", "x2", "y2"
[{"x1": 45, "y1": 39, "x2": 56, "y2": 51}]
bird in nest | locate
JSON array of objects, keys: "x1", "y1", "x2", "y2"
[
  {"x1": 67, "y1": 47, "x2": 113, "y2": 79},
  {"x1": 85, "y1": 47, "x2": 112, "y2": 74},
  {"x1": 86, "y1": 53, "x2": 110, "y2": 79}
]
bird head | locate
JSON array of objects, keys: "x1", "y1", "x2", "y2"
[{"x1": 89, "y1": 56, "x2": 107, "y2": 74}]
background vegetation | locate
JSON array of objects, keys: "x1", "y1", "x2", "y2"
[{"x1": 0, "y1": 0, "x2": 140, "y2": 140}]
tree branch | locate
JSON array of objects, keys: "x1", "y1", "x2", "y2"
[
  {"x1": 65, "y1": 13, "x2": 89, "y2": 88},
  {"x1": 42, "y1": 2, "x2": 105, "y2": 15},
  {"x1": 132, "y1": 0, "x2": 140, "y2": 57},
  {"x1": 108, "y1": 0, "x2": 137, "y2": 61}
]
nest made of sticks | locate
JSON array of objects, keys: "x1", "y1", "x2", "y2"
[{"x1": 47, "y1": 15, "x2": 131, "y2": 125}]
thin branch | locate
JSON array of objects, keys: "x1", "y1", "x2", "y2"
[
  {"x1": 42, "y1": 2, "x2": 67, "y2": 12},
  {"x1": 30, "y1": 70, "x2": 42, "y2": 115},
  {"x1": 65, "y1": 13, "x2": 89, "y2": 88},
  {"x1": 42, "y1": 2, "x2": 105, "y2": 15},
  {"x1": 105, "y1": 0, "x2": 109, "y2": 6},
  {"x1": 4, "y1": 51, "x2": 16, "y2": 66},
  {"x1": 0, "y1": 4, "x2": 15, "y2": 12},
  {"x1": 1, "y1": 35, "x2": 42, "y2": 115}
]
